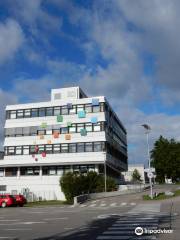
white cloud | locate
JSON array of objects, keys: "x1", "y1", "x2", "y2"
[{"x1": 0, "y1": 19, "x2": 24, "y2": 64}]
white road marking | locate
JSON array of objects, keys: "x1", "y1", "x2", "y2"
[
  {"x1": 69, "y1": 205, "x2": 75, "y2": 208},
  {"x1": 0, "y1": 219, "x2": 20, "y2": 222},
  {"x1": 130, "y1": 202, "x2": 136, "y2": 206},
  {"x1": 89, "y1": 204, "x2": 96, "y2": 207},
  {"x1": 0, "y1": 237, "x2": 13, "y2": 239},
  {"x1": 121, "y1": 202, "x2": 127, "y2": 206},
  {"x1": 110, "y1": 203, "x2": 117, "y2": 207},
  {"x1": 5, "y1": 228, "x2": 32, "y2": 231},
  {"x1": 80, "y1": 204, "x2": 87, "y2": 207},
  {"x1": 100, "y1": 203, "x2": 106, "y2": 207},
  {"x1": 23, "y1": 221, "x2": 46, "y2": 225},
  {"x1": 44, "y1": 217, "x2": 68, "y2": 221},
  {"x1": 64, "y1": 227, "x2": 73, "y2": 230}
]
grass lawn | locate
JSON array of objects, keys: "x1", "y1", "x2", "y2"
[
  {"x1": 25, "y1": 200, "x2": 70, "y2": 207},
  {"x1": 143, "y1": 189, "x2": 180, "y2": 200}
]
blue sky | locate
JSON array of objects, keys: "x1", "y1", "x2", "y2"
[{"x1": 1, "y1": 0, "x2": 180, "y2": 166}]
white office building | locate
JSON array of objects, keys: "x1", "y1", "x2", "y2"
[{"x1": 0, "y1": 87, "x2": 127, "y2": 200}]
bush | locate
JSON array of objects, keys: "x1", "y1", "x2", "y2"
[{"x1": 60, "y1": 171, "x2": 116, "y2": 202}]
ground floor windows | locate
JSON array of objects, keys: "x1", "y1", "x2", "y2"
[
  {"x1": 5, "y1": 167, "x2": 17, "y2": 177},
  {"x1": 20, "y1": 167, "x2": 40, "y2": 176}
]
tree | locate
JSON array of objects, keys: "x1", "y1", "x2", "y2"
[
  {"x1": 131, "y1": 169, "x2": 142, "y2": 183},
  {"x1": 151, "y1": 136, "x2": 180, "y2": 183}
]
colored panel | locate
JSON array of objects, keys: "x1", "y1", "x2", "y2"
[
  {"x1": 91, "y1": 117, "x2": 98, "y2": 124},
  {"x1": 39, "y1": 134, "x2": 44, "y2": 140},
  {"x1": 32, "y1": 154, "x2": 35, "y2": 158},
  {"x1": 67, "y1": 121, "x2": 72, "y2": 127},
  {"x1": 78, "y1": 110, "x2": 86, "y2": 118},
  {"x1": 65, "y1": 134, "x2": 71, "y2": 140},
  {"x1": 34, "y1": 146, "x2": 39, "y2": 153},
  {"x1": 42, "y1": 152, "x2": 46, "y2": 158},
  {"x1": 41, "y1": 122, "x2": 47, "y2": 128},
  {"x1": 53, "y1": 132, "x2": 59, "y2": 139},
  {"x1": 92, "y1": 98, "x2": 99, "y2": 106},
  {"x1": 80, "y1": 128, "x2": 87, "y2": 136},
  {"x1": 57, "y1": 115, "x2": 63, "y2": 122},
  {"x1": 67, "y1": 103, "x2": 72, "y2": 109},
  {"x1": 47, "y1": 140, "x2": 52, "y2": 144},
  {"x1": 35, "y1": 158, "x2": 38, "y2": 162}
]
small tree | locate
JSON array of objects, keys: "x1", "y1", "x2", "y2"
[{"x1": 131, "y1": 169, "x2": 142, "y2": 183}]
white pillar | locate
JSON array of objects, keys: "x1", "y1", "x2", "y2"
[{"x1": 17, "y1": 167, "x2": 20, "y2": 179}]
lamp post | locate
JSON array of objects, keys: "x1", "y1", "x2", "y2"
[
  {"x1": 104, "y1": 152, "x2": 107, "y2": 192},
  {"x1": 142, "y1": 124, "x2": 153, "y2": 199}
]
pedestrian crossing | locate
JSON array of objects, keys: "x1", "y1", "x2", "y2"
[
  {"x1": 72, "y1": 202, "x2": 137, "y2": 208},
  {"x1": 96, "y1": 214, "x2": 159, "y2": 240}
]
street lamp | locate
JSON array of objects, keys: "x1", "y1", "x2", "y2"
[
  {"x1": 104, "y1": 152, "x2": 107, "y2": 192},
  {"x1": 142, "y1": 124, "x2": 153, "y2": 199}
]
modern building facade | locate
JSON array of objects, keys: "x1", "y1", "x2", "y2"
[
  {"x1": 121, "y1": 164, "x2": 146, "y2": 183},
  {"x1": 0, "y1": 87, "x2": 127, "y2": 200}
]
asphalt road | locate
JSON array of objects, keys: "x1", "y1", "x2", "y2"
[{"x1": 0, "y1": 185, "x2": 179, "y2": 240}]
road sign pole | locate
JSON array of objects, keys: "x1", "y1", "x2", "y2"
[{"x1": 146, "y1": 131, "x2": 153, "y2": 199}]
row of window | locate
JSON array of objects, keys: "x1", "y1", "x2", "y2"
[
  {"x1": 5, "y1": 122, "x2": 105, "y2": 137},
  {"x1": 4, "y1": 142, "x2": 106, "y2": 156},
  {"x1": 6, "y1": 103, "x2": 105, "y2": 119},
  {"x1": 0, "y1": 165, "x2": 96, "y2": 177}
]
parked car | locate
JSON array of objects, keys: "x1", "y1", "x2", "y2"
[
  {"x1": 13, "y1": 194, "x2": 27, "y2": 207},
  {"x1": 0, "y1": 194, "x2": 16, "y2": 208}
]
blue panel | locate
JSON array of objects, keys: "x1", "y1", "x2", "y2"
[
  {"x1": 92, "y1": 98, "x2": 99, "y2": 106},
  {"x1": 91, "y1": 117, "x2": 98, "y2": 124},
  {"x1": 80, "y1": 128, "x2": 87, "y2": 136},
  {"x1": 78, "y1": 110, "x2": 86, "y2": 118}
]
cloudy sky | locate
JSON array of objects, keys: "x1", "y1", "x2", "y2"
[{"x1": 0, "y1": 0, "x2": 180, "y2": 166}]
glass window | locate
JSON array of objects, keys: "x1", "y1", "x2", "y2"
[
  {"x1": 46, "y1": 107, "x2": 53, "y2": 116},
  {"x1": 94, "y1": 142, "x2": 102, "y2": 152},
  {"x1": 69, "y1": 106, "x2": 76, "y2": 114},
  {"x1": 39, "y1": 108, "x2": 46, "y2": 117},
  {"x1": 61, "y1": 127, "x2": 68, "y2": 134},
  {"x1": 46, "y1": 129, "x2": 52, "y2": 135},
  {"x1": 69, "y1": 125, "x2": 76, "y2": 133},
  {"x1": 23, "y1": 127, "x2": 30, "y2": 136},
  {"x1": 64, "y1": 166, "x2": 71, "y2": 173},
  {"x1": 80, "y1": 165, "x2": 87, "y2": 173},
  {"x1": 85, "y1": 142, "x2": 93, "y2": 152},
  {"x1": 5, "y1": 167, "x2": 17, "y2": 176},
  {"x1": 6, "y1": 111, "x2": 10, "y2": 119},
  {"x1": 73, "y1": 165, "x2": 79, "y2": 172},
  {"x1": 42, "y1": 166, "x2": 48, "y2": 175},
  {"x1": 8, "y1": 147, "x2": 15, "y2": 155},
  {"x1": 85, "y1": 104, "x2": 92, "y2": 113},
  {"x1": 17, "y1": 110, "x2": 24, "y2": 118},
  {"x1": 37, "y1": 130, "x2": 45, "y2": 136},
  {"x1": 100, "y1": 103, "x2": 105, "y2": 112},
  {"x1": 15, "y1": 128, "x2": 23, "y2": 136},
  {"x1": 38, "y1": 145, "x2": 45, "y2": 153},
  {"x1": 49, "y1": 167, "x2": 56, "y2": 175},
  {"x1": 57, "y1": 166, "x2": 63, "y2": 176},
  {"x1": 85, "y1": 123, "x2": 92, "y2": 132},
  {"x1": 31, "y1": 108, "x2": 38, "y2": 117},
  {"x1": 77, "y1": 105, "x2": 84, "y2": 113},
  {"x1": 23, "y1": 146, "x2": 29, "y2": 155},
  {"x1": 24, "y1": 109, "x2": 31, "y2": 118},
  {"x1": 53, "y1": 144, "x2": 60, "y2": 153},
  {"x1": 0, "y1": 169, "x2": 4, "y2": 177},
  {"x1": 30, "y1": 126, "x2": 37, "y2": 136},
  {"x1": 93, "y1": 124, "x2": 101, "y2": 132},
  {"x1": 88, "y1": 165, "x2": 95, "y2": 172},
  {"x1": 16, "y1": 146, "x2": 22, "y2": 155},
  {"x1": 53, "y1": 129, "x2": 60, "y2": 134},
  {"x1": 46, "y1": 145, "x2": 52, "y2": 154},
  {"x1": 10, "y1": 110, "x2": 16, "y2": 119},
  {"x1": 61, "y1": 144, "x2": 68, "y2": 153},
  {"x1": 77, "y1": 143, "x2": 84, "y2": 152},
  {"x1": 54, "y1": 107, "x2": 61, "y2": 116},
  {"x1": 61, "y1": 107, "x2": 68, "y2": 115},
  {"x1": 77, "y1": 124, "x2": 84, "y2": 133},
  {"x1": 93, "y1": 105, "x2": 100, "y2": 113},
  {"x1": 69, "y1": 143, "x2": 76, "y2": 153}
]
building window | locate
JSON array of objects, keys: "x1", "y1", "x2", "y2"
[
  {"x1": 5, "y1": 168, "x2": 17, "y2": 176},
  {"x1": 20, "y1": 167, "x2": 40, "y2": 176},
  {"x1": 24, "y1": 109, "x2": 31, "y2": 118},
  {"x1": 85, "y1": 105, "x2": 92, "y2": 113},
  {"x1": 46, "y1": 107, "x2": 53, "y2": 116},
  {"x1": 16, "y1": 146, "x2": 22, "y2": 155},
  {"x1": 93, "y1": 123, "x2": 101, "y2": 132},
  {"x1": 23, "y1": 146, "x2": 29, "y2": 155},
  {"x1": 93, "y1": 105, "x2": 100, "y2": 113},
  {"x1": 0, "y1": 185, "x2": 6, "y2": 191},
  {"x1": 39, "y1": 108, "x2": 46, "y2": 117},
  {"x1": 61, "y1": 144, "x2": 68, "y2": 153},
  {"x1": 0, "y1": 169, "x2": 4, "y2": 177},
  {"x1": 31, "y1": 109, "x2": 38, "y2": 117},
  {"x1": 61, "y1": 127, "x2": 68, "y2": 134},
  {"x1": 69, "y1": 125, "x2": 76, "y2": 133},
  {"x1": 77, "y1": 124, "x2": 84, "y2": 133},
  {"x1": 7, "y1": 147, "x2": 15, "y2": 155},
  {"x1": 77, "y1": 143, "x2": 84, "y2": 152},
  {"x1": 17, "y1": 110, "x2": 24, "y2": 118},
  {"x1": 10, "y1": 111, "x2": 16, "y2": 119},
  {"x1": 54, "y1": 107, "x2": 61, "y2": 116},
  {"x1": 53, "y1": 144, "x2": 61, "y2": 153},
  {"x1": 69, "y1": 143, "x2": 76, "y2": 153},
  {"x1": 49, "y1": 167, "x2": 56, "y2": 175},
  {"x1": 46, "y1": 145, "x2": 53, "y2": 154},
  {"x1": 85, "y1": 142, "x2": 93, "y2": 152},
  {"x1": 86, "y1": 123, "x2": 92, "y2": 132},
  {"x1": 61, "y1": 107, "x2": 68, "y2": 115},
  {"x1": 94, "y1": 142, "x2": 102, "y2": 152}
]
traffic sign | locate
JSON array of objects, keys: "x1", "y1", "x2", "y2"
[
  {"x1": 144, "y1": 168, "x2": 155, "y2": 173},
  {"x1": 147, "y1": 172, "x2": 154, "y2": 178}
]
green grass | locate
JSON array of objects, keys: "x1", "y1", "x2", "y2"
[
  {"x1": 25, "y1": 200, "x2": 69, "y2": 207},
  {"x1": 143, "y1": 189, "x2": 180, "y2": 201}
]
